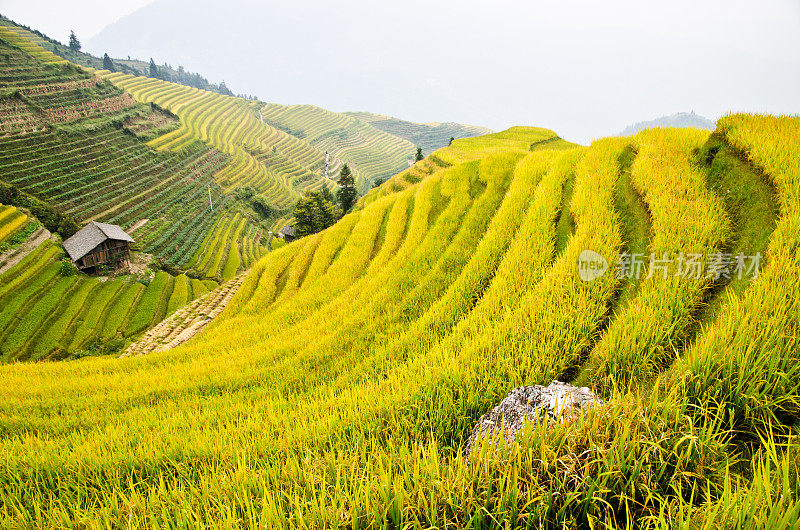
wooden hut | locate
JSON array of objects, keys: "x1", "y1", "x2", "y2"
[
  {"x1": 278, "y1": 224, "x2": 296, "y2": 242},
  {"x1": 62, "y1": 221, "x2": 134, "y2": 272}
]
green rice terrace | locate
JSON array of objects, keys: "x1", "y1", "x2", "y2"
[
  {"x1": 0, "y1": 19, "x2": 488, "y2": 362},
  {"x1": 0, "y1": 12, "x2": 798, "y2": 530}
]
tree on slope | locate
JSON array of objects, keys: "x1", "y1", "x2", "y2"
[
  {"x1": 294, "y1": 197, "x2": 317, "y2": 238},
  {"x1": 415, "y1": 147, "x2": 424, "y2": 162},
  {"x1": 103, "y1": 53, "x2": 116, "y2": 72},
  {"x1": 315, "y1": 189, "x2": 338, "y2": 228},
  {"x1": 68, "y1": 31, "x2": 81, "y2": 52},
  {"x1": 149, "y1": 58, "x2": 159, "y2": 79},
  {"x1": 337, "y1": 164, "x2": 358, "y2": 213},
  {"x1": 294, "y1": 190, "x2": 338, "y2": 237}
]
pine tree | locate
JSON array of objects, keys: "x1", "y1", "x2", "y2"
[
  {"x1": 68, "y1": 31, "x2": 81, "y2": 52},
  {"x1": 294, "y1": 190, "x2": 338, "y2": 237},
  {"x1": 149, "y1": 58, "x2": 159, "y2": 79},
  {"x1": 313, "y1": 192, "x2": 337, "y2": 229},
  {"x1": 415, "y1": 147, "x2": 424, "y2": 162},
  {"x1": 218, "y1": 81, "x2": 233, "y2": 96},
  {"x1": 337, "y1": 164, "x2": 358, "y2": 213},
  {"x1": 293, "y1": 196, "x2": 317, "y2": 237},
  {"x1": 103, "y1": 53, "x2": 116, "y2": 72},
  {"x1": 320, "y1": 185, "x2": 334, "y2": 205}
]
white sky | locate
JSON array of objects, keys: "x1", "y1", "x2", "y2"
[
  {"x1": 1, "y1": 0, "x2": 798, "y2": 143},
  {"x1": 0, "y1": 0, "x2": 153, "y2": 43}
]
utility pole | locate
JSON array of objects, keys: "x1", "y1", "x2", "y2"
[
  {"x1": 324, "y1": 151, "x2": 330, "y2": 179},
  {"x1": 208, "y1": 184, "x2": 213, "y2": 211}
]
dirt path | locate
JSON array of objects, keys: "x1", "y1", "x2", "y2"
[
  {"x1": 128, "y1": 218, "x2": 149, "y2": 234},
  {"x1": 0, "y1": 228, "x2": 52, "y2": 275},
  {"x1": 121, "y1": 274, "x2": 246, "y2": 357}
]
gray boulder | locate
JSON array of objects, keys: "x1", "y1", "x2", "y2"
[{"x1": 464, "y1": 381, "x2": 603, "y2": 458}]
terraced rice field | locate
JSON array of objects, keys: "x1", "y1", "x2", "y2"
[
  {"x1": 259, "y1": 103, "x2": 416, "y2": 191},
  {"x1": 123, "y1": 273, "x2": 246, "y2": 356},
  {"x1": 95, "y1": 72, "x2": 338, "y2": 209},
  {"x1": 92, "y1": 72, "x2": 441, "y2": 206},
  {"x1": 0, "y1": 37, "x2": 135, "y2": 127},
  {"x1": 0, "y1": 237, "x2": 217, "y2": 362},
  {"x1": 186, "y1": 212, "x2": 269, "y2": 280},
  {"x1": 0, "y1": 204, "x2": 27, "y2": 243},
  {"x1": 0, "y1": 25, "x2": 67, "y2": 66},
  {"x1": 0, "y1": 32, "x2": 235, "y2": 268},
  {"x1": 0, "y1": 128, "x2": 230, "y2": 261},
  {"x1": 2, "y1": 116, "x2": 796, "y2": 526},
  {"x1": 344, "y1": 111, "x2": 494, "y2": 154}
]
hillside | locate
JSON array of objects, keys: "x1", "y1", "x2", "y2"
[
  {"x1": 0, "y1": 23, "x2": 247, "y2": 269},
  {"x1": 0, "y1": 23, "x2": 292, "y2": 359},
  {"x1": 0, "y1": 114, "x2": 797, "y2": 526},
  {"x1": 0, "y1": 14, "x2": 236, "y2": 96},
  {"x1": 0, "y1": 18, "x2": 500, "y2": 363},
  {"x1": 344, "y1": 111, "x2": 494, "y2": 154},
  {"x1": 618, "y1": 110, "x2": 716, "y2": 136},
  {"x1": 258, "y1": 103, "x2": 416, "y2": 193}
]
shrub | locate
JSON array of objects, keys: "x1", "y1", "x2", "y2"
[
  {"x1": 0, "y1": 182, "x2": 79, "y2": 239},
  {"x1": 60, "y1": 258, "x2": 75, "y2": 276}
]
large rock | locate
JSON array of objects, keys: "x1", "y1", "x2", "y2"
[{"x1": 464, "y1": 381, "x2": 603, "y2": 458}]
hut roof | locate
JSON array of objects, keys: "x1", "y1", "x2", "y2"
[
  {"x1": 279, "y1": 225, "x2": 296, "y2": 238},
  {"x1": 63, "y1": 221, "x2": 134, "y2": 261}
]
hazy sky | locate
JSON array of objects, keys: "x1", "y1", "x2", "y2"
[
  {"x1": 2, "y1": 0, "x2": 798, "y2": 143},
  {"x1": 0, "y1": 0, "x2": 153, "y2": 42}
]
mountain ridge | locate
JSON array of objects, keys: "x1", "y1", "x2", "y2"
[{"x1": 618, "y1": 111, "x2": 716, "y2": 136}]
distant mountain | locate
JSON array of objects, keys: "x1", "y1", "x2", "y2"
[{"x1": 618, "y1": 112, "x2": 716, "y2": 136}]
